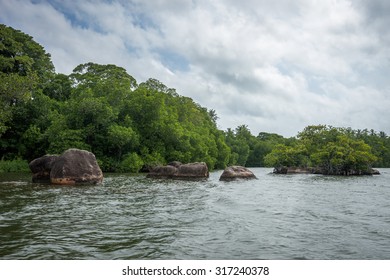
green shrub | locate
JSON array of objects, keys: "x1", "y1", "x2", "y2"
[
  {"x1": 0, "y1": 159, "x2": 30, "y2": 172},
  {"x1": 118, "y1": 153, "x2": 144, "y2": 173}
]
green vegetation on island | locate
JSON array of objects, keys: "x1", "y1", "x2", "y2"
[
  {"x1": 1, "y1": 24, "x2": 390, "y2": 174},
  {"x1": 265, "y1": 125, "x2": 383, "y2": 175}
]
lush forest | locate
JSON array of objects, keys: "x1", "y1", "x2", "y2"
[{"x1": 1, "y1": 24, "x2": 390, "y2": 173}]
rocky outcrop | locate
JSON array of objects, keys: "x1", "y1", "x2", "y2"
[
  {"x1": 272, "y1": 166, "x2": 318, "y2": 174},
  {"x1": 147, "y1": 161, "x2": 209, "y2": 179},
  {"x1": 321, "y1": 168, "x2": 381, "y2": 176},
  {"x1": 29, "y1": 149, "x2": 103, "y2": 185},
  {"x1": 371, "y1": 169, "x2": 380, "y2": 175},
  {"x1": 219, "y1": 166, "x2": 257, "y2": 181}
]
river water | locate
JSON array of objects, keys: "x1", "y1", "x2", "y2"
[{"x1": 1, "y1": 168, "x2": 389, "y2": 260}]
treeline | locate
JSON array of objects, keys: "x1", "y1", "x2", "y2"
[
  {"x1": 1, "y1": 24, "x2": 390, "y2": 172},
  {"x1": 0, "y1": 24, "x2": 231, "y2": 171},
  {"x1": 225, "y1": 125, "x2": 390, "y2": 171}
]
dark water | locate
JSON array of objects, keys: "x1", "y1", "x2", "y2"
[{"x1": 1, "y1": 168, "x2": 390, "y2": 260}]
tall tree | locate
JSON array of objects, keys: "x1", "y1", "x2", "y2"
[
  {"x1": 0, "y1": 24, "x2": 55, "y2": 153},
  {"x1": 0, "y1": 24, "x2": 53, "y2": 135}
]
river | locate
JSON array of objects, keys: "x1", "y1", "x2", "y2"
[{"x1": 1, "y1": 168, "x2": 389, "y2": 259}]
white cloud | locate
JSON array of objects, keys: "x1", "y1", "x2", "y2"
[{"x1": 1, "y1": 0, "x2": 389, "y2": 136}]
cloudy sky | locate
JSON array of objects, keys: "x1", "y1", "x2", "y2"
[{"x1": 1, "y1": 0, "x2": 389, "y2": 136}]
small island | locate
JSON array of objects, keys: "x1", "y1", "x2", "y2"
[{"x1": 265, "y1": 125, "x2": 380, "y2": 176}]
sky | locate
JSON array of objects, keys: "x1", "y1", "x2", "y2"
[{"x1": 1, "y1": 0, "x2": 389, "y2": 137}]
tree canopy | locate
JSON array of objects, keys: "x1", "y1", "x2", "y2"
[
  {"x1": 0, "y1": 25, "x2": 232, "y2": 171},
  {"x1": 0, "y1": 24, "x2": 54, "y2": 135}
]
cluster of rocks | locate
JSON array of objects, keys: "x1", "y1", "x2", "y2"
[
  {"x1": 147, "y1": 162, "x2": 257, "y2": 181},
  {"x1": 272, "y1": 166, "x2": 319, "y2": 174},
  {"x1": 147, "y1": 161, "x2": 209, "y2": 179},
  {"x1": 29, "y1": 148, "x2": 103, "y2": 185},
  {"x1": 29, "y1": 148, "x2": 380, "y2": 185},
  {"x1": 29, "y1": 149, "x2": 258, "y2": 184}
]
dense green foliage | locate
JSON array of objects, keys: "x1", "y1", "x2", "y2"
[
  {"x1": 264, "y1": 125, "x2": 390, "y2": 174},
  {"x1": 0, "y1": 25, "x2": 231, "y2": 171},
  {"x1": 224, "y1": 125, "x2": 291, "y2": 167},
  {"x1": 0, "y1": 24, "x2": 54, "y2": 135},
  {"x1": 1, "y1": 25, "x2": 390, "y2": 173},
  {"x1": 0, "y1": 158, "x2": 29, "y2": 172}
]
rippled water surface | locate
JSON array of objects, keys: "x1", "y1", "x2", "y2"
[{"x1": 1, "y1": 168, "x2": 390, "y2": 259}]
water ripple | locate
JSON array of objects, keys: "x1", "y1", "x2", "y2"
[{"x1": 1, "y1": 169, "x2": 390, "y2": 259}]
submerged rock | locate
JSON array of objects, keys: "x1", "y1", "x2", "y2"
[
  {"x1": 147, "y1": 162, "x2": 209, "y2": 179},
  {"x1": 29, "y1": 149, "x2": 103, "y2": 185},
  {"x1": 321, "y1": 168, "x2": 381, "y2": 176},
  {"x1": 219, "y1": 166, "x2": 257, "y2": 181},
  {"x1": 272, "y1": 166, "x2": 318, "y2": 174}
]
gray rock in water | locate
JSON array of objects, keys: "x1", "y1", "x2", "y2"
[
  {"x1": 50, "y1": 149, "x2": 103, "y2": 185},
  {"x1": 273, "y1": 166, "x2": 317, "y2": 174},
  {"x1": 29, "y1": 149, "x2": 103, "y2": 185},
  {"x1": 147, "y1": 162, "x2": 209, "y2": 179},
  {"x1": 219, "y1": 166, "x2": 257, "y2": 181}
]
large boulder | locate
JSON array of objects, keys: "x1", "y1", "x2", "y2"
[
  {"x1": 29, "y1": 149, "x2": 103, "y2": 185},
  {"x1": 147, "y1": 162, "x2": 209, "y2": 179},
  {"x1": 219, "y1": 166, "x2": 257, "y2": 181},
  {"x1": 29, "y1": 155, "x2": 59, "y2": 183},
  {"x1": 50, "y1": 149, "x2": 103, "y2": 185}
]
